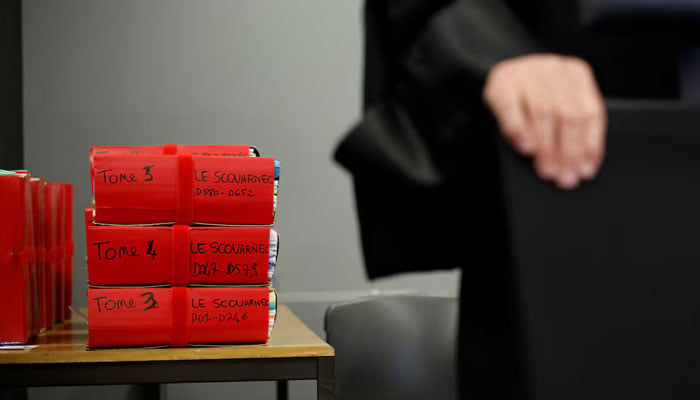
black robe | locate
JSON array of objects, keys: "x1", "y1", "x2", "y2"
[
  {"x1": 334, "y1": 1, "x2": 691, "y2": 398},
  {"x1": 335, "y1": 0, "x2": 683, "y2": 278}
]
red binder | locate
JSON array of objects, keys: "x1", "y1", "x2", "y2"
[
  {"x1": 89, "y1": 144, "x2": 256, "y2": 207},
  {"x1": 62, "y1": 183, "x2": 74, "y2": 320},
  {"x1": 30, "y1": 177, "x2": 47, "y2": 331},
  {"x1": 45, "y1": 183, "x2": 66, "y2": 324},
  {"x1": 0, "y1": 173, "x2": 35, "y2": 344},
  {"x1": 87, "y1": 286, "x2": 274, "y2": 347},
  {"x1": 91, "y1": 154, "x2": 276, "y2": 225},
  {"x1": 86, "y1": 211, "x2": 276, "y2": 286},
  {"x1": 29, "y1": 177, "x2": 45, "y2": 333},
  {"x1": 12, "y1": 171, "x2": 42, "y2": 336}
]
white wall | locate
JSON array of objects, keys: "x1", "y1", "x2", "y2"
[{"x1": 23, "y1": 1, "x2": 459, "y2": 399}]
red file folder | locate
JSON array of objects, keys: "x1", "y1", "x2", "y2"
[
  {"x1": 87, "y1": 286, "x2": 274, "y2": 348},
  {"x1": 91, "y1": 154, "x2": 276, "y2": 225},
  {"x1": 30, "y1": 177, "x2": 47, "y2": 331},
  {"x1": 62, "y1": 183, "x2": 74, "y2": 320},
  {"x1": 86, "y1": 210, "x2": 275, "y2": 286},
  {"x1": 89, "y1": 144, "x2": 256, "y2": 212},
  {"x1": 45, "y1": 182, "x2": 68, "y2": 325},
  {"x1": 85, "y1": 208, "x2": 275, "y2": 286},
  {"x1": 0, "y1": 173, "x2": 35, "y2": 344},
  {"x1": 27, "y1": 177, "x2": 46, "y2": 333}
]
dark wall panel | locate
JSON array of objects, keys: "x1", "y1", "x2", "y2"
[{"x1": 0, "y1": 0, "x2": 23, "y2": 170}]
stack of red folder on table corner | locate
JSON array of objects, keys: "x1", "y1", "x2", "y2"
[
  {"x1": 0, "y1": 170, "x2": 74, "y2": 345},
  {"x1": 85, "y1": 144, "x2": 280, "y2": 348}
]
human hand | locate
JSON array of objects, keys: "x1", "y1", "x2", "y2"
[{"x1": 483, "y1": 54, "x2": 607, "y2": 189}]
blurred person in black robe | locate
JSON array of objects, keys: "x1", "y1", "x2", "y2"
[{"x1": 335, "y1": 0, "x2": 690, "y2": 398}]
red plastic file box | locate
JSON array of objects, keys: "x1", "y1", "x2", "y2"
[
  {"x1": 86, "y1": 214, "x2": 275, "y2": 286},
  {"x1": 0, "y1": 174, "x2": 35, "y2": 344},
  {"x1": 91, "y1": 154, "x2": 276, "y2": 225},
  {"x1": 87, "y1": 286, "x2": 273, "y2": 348}
]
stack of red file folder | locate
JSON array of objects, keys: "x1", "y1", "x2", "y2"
[
  {"x1": 85, "y1": 144, "x2": 279, "y2": 348},
  {"x1": 0, "y1": 170, "x2": 74, "y2": 345}
]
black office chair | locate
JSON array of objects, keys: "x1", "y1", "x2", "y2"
[{"x1": 325, "y1": 295, "x2": 458, "y2": 400}]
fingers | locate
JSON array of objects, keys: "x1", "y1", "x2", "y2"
[
  {"x1": 483, "y1": 66, "x2": 536, "y2": 156},
  {"x1": 546, "y1": 58, "x2": 587, "y2": 189},
  {"x1": 568, "y1": 59, "x2": 607, "y2": 180},
  {"x1": 521, "y1": 74, "x2": 559, "y2": 182},
  {"x1": 484, "y1": 54, "x2": 607, "y2": 190}
]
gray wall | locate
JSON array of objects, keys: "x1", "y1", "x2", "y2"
[{"x1": 23, "y1": 1, "x2": 460, "y2": 399}]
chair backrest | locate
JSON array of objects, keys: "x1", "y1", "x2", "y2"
[{"x1": 325, "y1": 295, "x2": 458, "y2": 400}]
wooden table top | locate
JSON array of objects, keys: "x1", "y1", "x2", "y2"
[{"x1": 0, "y1": 305, "x2": 334, "y2": 364}]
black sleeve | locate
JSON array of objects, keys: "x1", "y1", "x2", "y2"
[
  {"x1": 334, "y1": 0, "x2": 543, "y2": 277},
  {"x1": 398, "y1": 0, "x2": 542, "y2": 101},
  {"x1": 337, "y1": 0, "x2": 542, "y2": 185}
]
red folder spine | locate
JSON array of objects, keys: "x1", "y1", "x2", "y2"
[
  {"x1": 13, "y1": 171, "x2": 39, "y2": 336},
  {"x1": 31, "y1": 178, "x2": 47, "y2": 331},
  {"x1": 62, "y1": 183, "x2": 74, "y2": 319},
  {"x1": 191, "y1": 156, "x2": 275, "y2": 225},
  {"x1": 54, "y1": 183, "x2": 66, "y2": 323},
  {"x1": 187, "y1": 287, "x2": 270, "y2": 344},
  {"x1": 45, "y1": 183, "x2": 63, "y2": 325},
  {"x1": 87, "y1": 286, "x2": 270, "y2": 347},
  {"x1": 92, "y1": 155, "x2": 275, "y2": 225},
  {"x1": 189, "y1": 226, "x2": 271, "y2": 285}
]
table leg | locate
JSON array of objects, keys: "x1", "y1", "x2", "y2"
[
  {"x1": 277, "y1": 380, "x2": 288, "y2": 400},
  {"x1": 316, "y1": 357, "x2": 334, "y2": 400},
  {"x1": 0, "y1": 387, "x2": 27, "y2": 400},
  {"x1": 128, "y1": 383, "x2": 161, "y2": 400}
]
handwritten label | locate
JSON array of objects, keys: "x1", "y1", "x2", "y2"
[
  {"x1": 194, "y1": 170, "x2": 273, "y2": 184},
  {"x1": 91, "y1": 240, "x2": 158, "y2": 261},
  {"x1": 189, "y1": 296, "x2": 268, "y2": 325},
  {"x1": 92, "y1": 154, "x2": 178, "y2": 224},
  {"x1": 190, "y1": 241, "x2": 269, "y2": 255},
  {"x1": 191, "y1": 312, "x2": 248, "y2": 324},
  {"x1": 191, "y1": 261, "x2": 259, "y2": 278},
  {"x1": 190, "y1": 157, "x2": 275, "y2": 225},
  {"x1": 91, "y1": 291, "x2": 160, "y2": 312},
  {"x1": 86, "y1": 225, "x2": 170, "y2": 286},
  {"x1": 193, "y1": 170, "x2": 273, "y2": 198},
  {"x1": 188, "y1": 239, "x2": 268, "y2": 282},
  {"x1": 194, "y1": 187, "x2": 255, "y2": 197},
  {"x1": 96, "y1": 169, "x2": 137, "y2": 184},
  {"x1": 188, "y1": 227, "x2": 270, "y2": 284},
  {"x1": 96, "y1": 165, "x2": 155, "y2": 184}
]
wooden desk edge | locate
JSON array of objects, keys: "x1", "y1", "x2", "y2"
[{"x1": 0, "y1": 305, "x2": 334, "y2": 364}]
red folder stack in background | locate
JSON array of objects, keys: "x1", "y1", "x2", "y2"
[
  {"x1": 85, "y1": 145, "x2": 279, "y2": 348},
  {"x1": 0, "y1": 170, "x2": 74, "y2": 345}
]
